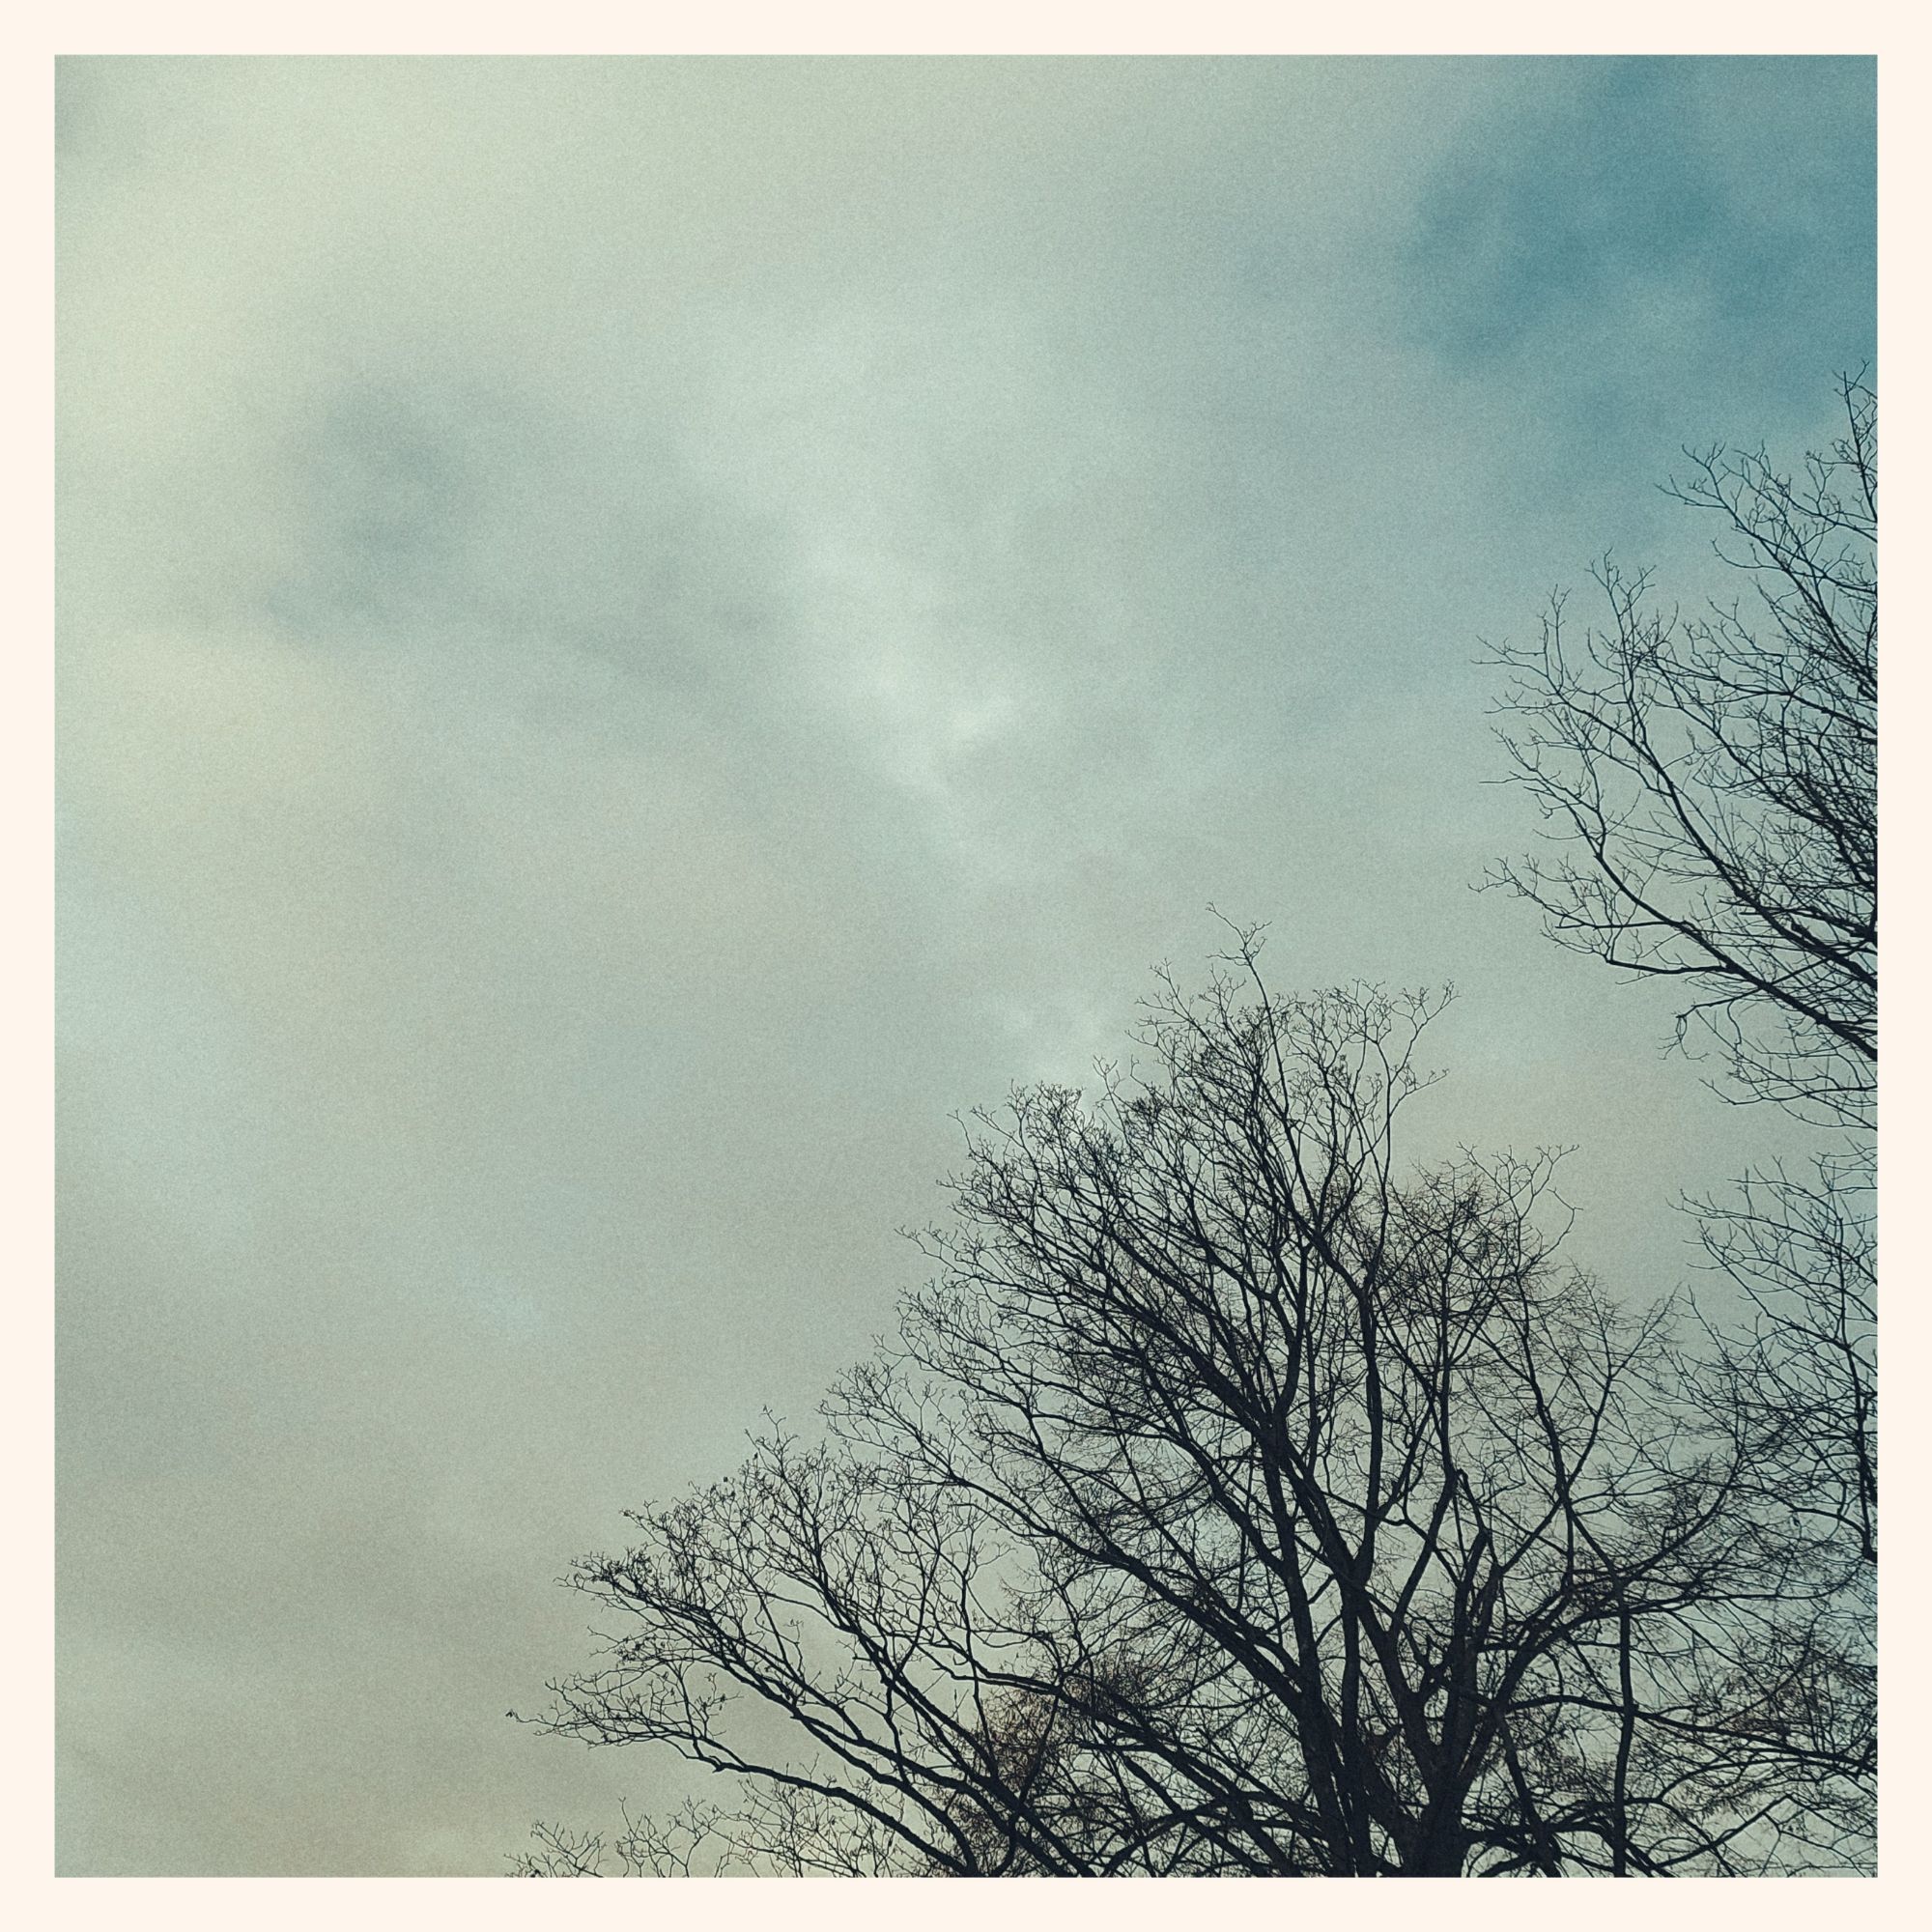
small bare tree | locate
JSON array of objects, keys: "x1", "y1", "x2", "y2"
[
  {"x1": 523, "y1": 950, "x2": 1866, "y2": 1875},
  {"x1": 1487, "y1": 377, "x2": 1875, "y2": 1132}
]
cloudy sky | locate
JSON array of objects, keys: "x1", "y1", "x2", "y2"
[{"x1": 56, "y1": 56, "x2": 1874, "y2": 1876}]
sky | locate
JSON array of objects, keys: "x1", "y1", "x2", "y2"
[{"x1": 55, "y1": 56, "x2": 1875, "y2": 1876}]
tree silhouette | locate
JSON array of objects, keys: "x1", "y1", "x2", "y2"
[
  {"x1": 522, "y1": 951, "x2": 1868, "y2": 1875},
  {"x1": 520, "y1": 390, "x2": 1878, "y2": 1879},
  {"x1": 1486, "y1": 379, "x2": 1876, "y2": 1844},
  {"x1": 1486, "y1": 378, "x2": 1875, "y2": 1132}
]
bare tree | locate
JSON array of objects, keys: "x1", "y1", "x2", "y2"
[
  {"x1": 1485, "y1": 382, "x2": 1877, "y2": 1851},
  {"x1": 1486, "y1": 377, "x2": 1875, "y2": 1132},
  {"x1": 523, "y1": 950, "x2": 1867, "y2": 1875}
]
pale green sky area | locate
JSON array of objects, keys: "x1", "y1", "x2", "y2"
[{"x1": 56, "y1": 56, "x2": 1874, "y2": 1874}]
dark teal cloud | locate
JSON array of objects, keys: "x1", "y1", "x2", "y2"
[{"x1": 1404, "y1": 58, "x2": 1873, "y2": 436}]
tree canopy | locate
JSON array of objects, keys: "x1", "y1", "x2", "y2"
[{"x1": 522, "y1": 387, "x2": 1877, "y2": 1878}]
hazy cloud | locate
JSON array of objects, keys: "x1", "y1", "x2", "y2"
[{"x1": 58, "y1": 57, "x2": 1872, "y2": 1872}]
